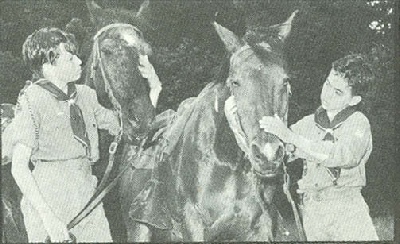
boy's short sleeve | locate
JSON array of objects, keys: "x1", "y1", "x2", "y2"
[{"x1": 11, "y1": 93, "x2": 40, "y2": 150}]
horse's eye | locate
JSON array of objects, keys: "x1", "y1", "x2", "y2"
[
  {"x1": 282, "y1": 77, "x2": 292, "y2": 96},
  {"x1": 128, "y1": 109, "x2": 139, "y2": 122},
  {"x1": 132, "y1": 114, "x2": 139, "y2": 122},
  {"x1": 283, "y1": 77, "x2": 291, "y2": 85},
  {"x1": 232, "y1": 80, "x2": 240, "y2": 86}
]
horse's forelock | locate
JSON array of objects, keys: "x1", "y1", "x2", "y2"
[
  {"x1": 248, "y1": 41, "x2": 285, "y2": 67},
  {"x1": 88, "y1": 25, "x2": 148, "y2": 108}
]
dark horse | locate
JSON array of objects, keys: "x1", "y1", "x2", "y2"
[
  {"x1": 85, "y1": 23, "x2": 155, "y2": 141},
  {"x1": 119, "y1": 13, "x2": 297, "y2": 242},
  {"x1": 84, "y1": 22, "x2": 160, "y2": 242}
]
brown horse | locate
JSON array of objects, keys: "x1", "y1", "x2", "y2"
[
  {"x1": 85, "y1": 23, "x2": 155, "y2": 143},
  {"x1": 83, "y1": 22, "x2": 159, "y2": 242},
  {"x1": 121, "y1": 13, "x2": 297, "y2": 242}
]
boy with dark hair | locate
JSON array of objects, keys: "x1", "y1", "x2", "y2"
[
  {"x1": 260, "y1": 54, "x2": 378, "y2": 241},
  {"x1": 11, "y1": 27, "x2": 120, "y2": 242}
]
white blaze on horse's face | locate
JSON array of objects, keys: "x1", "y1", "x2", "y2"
[
  {"x1": 119, "y1": 27, "x2": 152, "y2": 55},
  {"x1": 93, "y1": 24, "x2": 156, "y2": 141}
]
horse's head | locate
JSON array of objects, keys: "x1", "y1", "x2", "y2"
[
  {"x1": 214, "y1": 12, "x2": 297, "y2": 177},
  {"x1": 86, "y1": 23, "x2": 155, "y2": 143}
]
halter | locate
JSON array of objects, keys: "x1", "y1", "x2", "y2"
[
  {"x1": 223, "y1": 44, "x2": 297, "y2": 238},
  {"x1": 90, "y1": 23, "x2": 150, "y2": 195},
  {"x1": 230, "y1": 44, "x2": 256, "y2": 67},
  {"x1": 65, "y1": 24, "x2": 147, "y2": 235},
  {"x1": 90, "y1": 23, "x2": 151, "y2": 144},
  {"x1": 224, "y1": 44, "x2": 290, "y2": 162},
  {"x1": 90, "y1": 24, "x2": 135, "y2": 112}
]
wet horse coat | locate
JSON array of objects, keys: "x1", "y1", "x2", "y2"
[{"x1": 123, "y1": 16, "x2": 296, "y2": 241}]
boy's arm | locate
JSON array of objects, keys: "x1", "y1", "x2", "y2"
[
  {"x1": 139, "y1": 55, "x2": 162, "y2": 107},
  {"x1": 286, "y1": 121, "x2": 320, "y2": 162},
  {"x1": 88, "y1": 89, "x2": 121, "y2": 136},
  {"x1": 261, "y1": 115, "x2": 372, "y2": 168},
  {"x1": 288, "y1": 116, "x2": 371, "y2": 168},
  {"x1": 11, "y1": 95, "x2": 70, "y2": 241},
  {"x1": 12, "y1": 144, "x2": 70, "y2": 242}
]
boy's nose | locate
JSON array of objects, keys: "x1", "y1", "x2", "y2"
[{"x1": 74, "y1": 55, "x2": 82, "y2": 65}]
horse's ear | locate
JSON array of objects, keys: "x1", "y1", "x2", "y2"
[
  {"x1": 86, "y1": 0, "x2": 102, "y2": 25},
  {"x1": 273, "y1": 10, "x2": 298, "y2": 42},
  {"x1": 137, "y1": 0, "x2": 150, "y2": 18},
  {"x1": 214, "y1": 22, "x2": 245, "y2": 54}
]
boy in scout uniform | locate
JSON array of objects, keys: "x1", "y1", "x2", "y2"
[
  {"x1": 260, "y1": 54, "x2": 378, "y2": 241},
  {"x1": 10, "y1": 27, "x2": 120, "y2": 242}
]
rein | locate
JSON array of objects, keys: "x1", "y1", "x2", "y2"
[
  {"x1": 89, "y1": 24, "x2": 127, "y2": 191},
  {"x1": 282, "y1": 153, "x2": 307, "y2": 241}
]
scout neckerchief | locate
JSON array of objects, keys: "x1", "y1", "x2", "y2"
[
  {"x1": 35, "y1": 79, "x2": 91, "y2": 149},
  {"x1": 314, "y1": 105, "x2": 357, "y2": 185}
]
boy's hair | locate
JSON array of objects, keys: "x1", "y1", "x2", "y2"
[
  {"x1": 22, "y1": 27, "x2": 78, "y2": 78},
  {"x1": 332, "y1": 54, "x2": 375, "y2": 97}
]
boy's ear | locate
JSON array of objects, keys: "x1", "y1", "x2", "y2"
[{"x1": 349, "y1": 95, "x2": 362, "y2": 106}]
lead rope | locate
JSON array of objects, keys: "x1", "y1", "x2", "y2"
[
  {"x1": 89, "y1": 34, "x2": 124, "y2": 192},
  {"x1": 254, "y1": 176, "x2": 290, "y2": 239},
  {"x1": 45, "y1": 26, "x2": 126, "y2": 243},
  {"x1": 66, "y1": 139, "x2": 147, "y2": 232},
  {"x1": 225, "y1": 96, "x2": 292, "y2": 239},
  {"x1": 282, "y1": 156, "x2": 307, "y2": 241}
]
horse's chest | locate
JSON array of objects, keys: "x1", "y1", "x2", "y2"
[{"x1": 199, "y1": 168, "x2": 258, "y2": 221}]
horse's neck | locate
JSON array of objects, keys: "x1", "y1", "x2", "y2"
[{"x1": 211, "y1": 84, "x2": 244, "y2": 170}]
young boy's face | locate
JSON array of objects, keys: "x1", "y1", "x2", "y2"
[
  {"x1": 44, "y1": 43, "x2": 82, "y2": 83},
  {"x1": 320, "y1": 69, "x2": 361, "y2": 113}
]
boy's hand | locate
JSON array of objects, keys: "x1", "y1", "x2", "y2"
[
  {"x1": 41, "y1": 212, "x2": 71, "y2": 242},
  {"x1": 224, "y1": 96, "x2": 237, "y2": 116},
  {"x1": 285, "y1": 143, "x2": 297, "y2": 162},
  {"x1": 138, "y1": 55, "x2": 162, "y2": 90},
  {"x1": 109, "y1": 111, "x2": 121, "y2": 136},
  {"x1": 260, "y1": 115, "x2": 291, "y2": 142}
]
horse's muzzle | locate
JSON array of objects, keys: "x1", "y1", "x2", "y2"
[{"x1": 249, "y1": 132, "x2": 284, "y2": 177}]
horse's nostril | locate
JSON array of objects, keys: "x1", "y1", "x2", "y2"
[
  {"x1": 128, "y1": 119, "x2": 139, "y2": 128},
  {"x1": 276, "y1": 146, "x2": 284, "y2": 160},
  {"x1": 255, "y1": 154, "x2": 261, "y2": 160}
]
